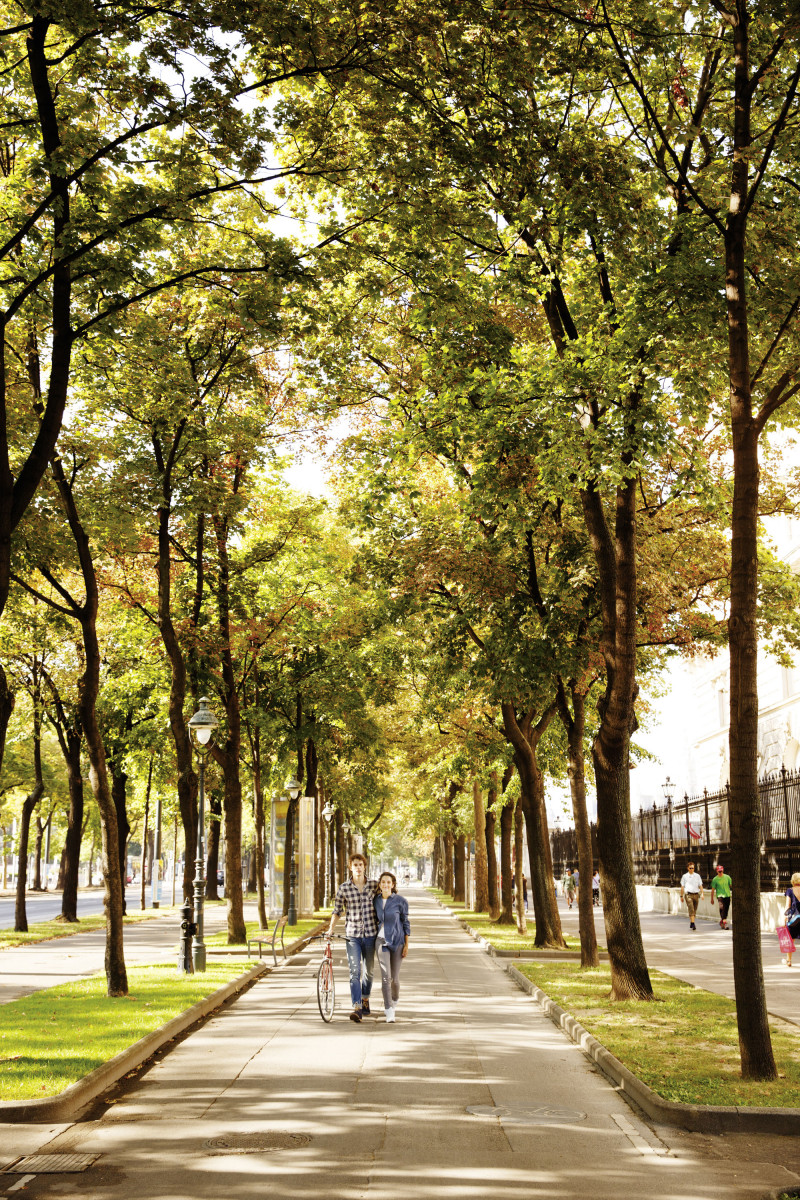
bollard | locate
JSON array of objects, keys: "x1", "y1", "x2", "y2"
[{"x1": 178, "y1": 900, "x2": 197, "y2": 974}]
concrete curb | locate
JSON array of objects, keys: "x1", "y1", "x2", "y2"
[
  {"x1": 0, "y1": 920, "x2": 329, "y2": 1124},
  {"x1": 0, "y1": 962, "x2": 270, "y2": 1124},
  {"x1": 458, "y1": 916, "x2": 611, "y2": 962},
  {"x1": 506, "y1": 963, "x2": 800, "y2": 1136}
]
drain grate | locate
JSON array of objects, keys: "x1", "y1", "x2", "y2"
[
  {"x1": 467, "y1": 1104, "x2": 587, "y2": 1125},
  {"x1": 202, "y1": 1132, "x2": 310, "y2": 1155},
  {"x1": 3, "y1": 1154, "x2": 100, "y2": 1174}
]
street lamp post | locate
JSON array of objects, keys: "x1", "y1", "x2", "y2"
[
  {"x1": 321, "y1": 801, "x2": 334, "y2": 907},
  {"x1": 188, "y1": 697, "x2": 219, "y2": 973},
  {"x1": 285, "y1": 775, "x2": 302, "y2": 926},
  {"x1": 662, "y1": 774, "x2": 676, "y2": 875}
]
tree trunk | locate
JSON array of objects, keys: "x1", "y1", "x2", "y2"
[
  {"x1": 581, "y1": 468, "x2": 653, "y2": 1001},
  {"x1": 205, "y1": 793, "x2": 222, "y2": 900},
  {"x1": 140, "y1": 763, "x2": 152, "y2": 910},
  {"x1": 485, "y1": 773, "x2": 499, "y2": 920},
  {"x1": 254, "y1": 780, "x2": 268, "y2": 927},
  {"x1": 502, "y1": 702, "x2": 565, "y2": 948},
  {"x1": 211, "y1": 507, "x2": 247, "y2": 943},
  {"x1": 499, "y1": 794, "x2": 514, "y2": 924},
  {"x1": 514, "y1": 797, "x2": 527, "y2": 935},
  {"x1": 59, "y1": 727, "x2": 84, "y2": 922},
  {"x1": 432, "y1": 834, "x2": 440, "y2": 891},
  {"x1": 153, "y1": 432, "x2": 198, "y2": 904},
  {"x1": 453, "y1": 832, "x2": 466, "y2": 903},
  {"x1": 46, "y1": 451, "x2": 128, "y2": 995},
  {"x1": 0, "y1": 665, "x2": 15, "y2": 782},
  {"x1": 15, "y1": 663, "x2": 45, "y2": 930},
  {"x1": 14, "y1": 788, "x2": 43, "y2": 933},
  {"x1": 305, "y1": 736, "x2": 319, "y2": 910},
  {"x1": 108, "y1": 756, "x2": 131, "y2": 916},
  {"x1": 557, "y1": 681, "x2": 599, "y2": 967},
  {"x1": 32, "y1": 814, "x2": 44, "y2": 890},
  {"x1": 443, "y1": 828, "x2": 454, "y2": 896},
  {"x1": 472, "y1": 779, "x2": 489, "y2": 912},
  {"x1": 722, "y1": 8, "x2": 777, "y2": 1080}
]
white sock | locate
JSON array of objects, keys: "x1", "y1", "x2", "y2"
[{"x1": 386, "y1": 1007, "x2": 395, "y2": 1022}]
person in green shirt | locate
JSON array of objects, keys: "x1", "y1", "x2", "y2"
[{"x1": 710, "y1": 864, "x2": 732, "y2": 929}]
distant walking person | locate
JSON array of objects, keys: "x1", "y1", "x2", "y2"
[
  {"x1": 782, "y1": 872, "x2": 800, "y2": 966},
  {"x1": 680, "y1": 862, "x2": 704, "y2": 931},
  {"x1": 563, "y1": 869, "x2": 576, "y2": 909},
  {"x1": 592, "y1": 871, "x2": 601, "y2": 907},
  {"x1": 329, "y1": 853, "x2": 379, "y2": 1023},
  {"x1": 710, "y1": 864, "x2": 732, "y2": 929},
  {"x1": 374, "y1": 871, "x2": 410, "y2": 1023}
]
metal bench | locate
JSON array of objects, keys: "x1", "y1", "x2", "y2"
[{"x1": 246, "y1": 915, "x2": 288, "y2": 966}]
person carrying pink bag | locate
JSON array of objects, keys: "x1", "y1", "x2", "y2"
[{"x1": 779, "y1": 872, "x2": 800, "y2": 966}]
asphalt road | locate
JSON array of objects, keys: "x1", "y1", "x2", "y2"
[{"x1": 0, "y1": 887, "x2": 152, "y2": 929}]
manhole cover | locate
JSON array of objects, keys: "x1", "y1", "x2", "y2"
[
  {"x1": 202, "y1": 1133, "x2": 310, "y2": 1155},
  {"x1": 4, "y1": 1154, "x2": 100, "y2": 1174},
  {"x1": 467, "y1": 1104, "x2": 587, "y2": 1125}
]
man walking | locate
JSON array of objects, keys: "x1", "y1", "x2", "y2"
[
  {"x1": 329, "y1": 852, "x2": 379, "y2": 1022},
  {"x1": 680, "y1": 861, "x2": 704, "y2": 931},
  {"x1": 710, "y1": 864, "x2": 732, "y2": 929}
]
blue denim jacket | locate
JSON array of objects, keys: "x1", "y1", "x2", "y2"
[{"x1": 374, "y1": 893, "x2": 410, "y2": 952}]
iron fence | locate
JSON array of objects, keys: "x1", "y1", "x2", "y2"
[{"x1": 550, "y1": 765, "x2": 800, "y2": 890}]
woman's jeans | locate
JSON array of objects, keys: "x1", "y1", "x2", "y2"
[
  {"x1": 376, "y1": 935, "x2": 403, "y2": 1009},
  {"x1": 345, "y1": 936, "x2": 375, "y2": 1007}
]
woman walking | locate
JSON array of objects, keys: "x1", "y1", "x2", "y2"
[
  {"x1": 374, "y1": 871, "x2": 410, "y2": 1023},
  {"x1": 782, "y1": 871, "x2": 800, "y2": 966}
]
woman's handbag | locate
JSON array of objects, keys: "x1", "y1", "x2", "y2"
[{"x1": 777, "y1": 925, "x2": 796, "y2": 955}]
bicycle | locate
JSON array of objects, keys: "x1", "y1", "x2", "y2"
[{"x1": 314, "y1": 933, "x2": 345, "y2": 1022}]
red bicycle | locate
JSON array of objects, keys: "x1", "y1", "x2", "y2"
[{"x1": 314, "y1": 934, "x2": 345, "y2": 1022}]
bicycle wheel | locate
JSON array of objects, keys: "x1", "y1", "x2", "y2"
[{"x1": 317, "y1": 958, "x2": 335, "y2": 1022}]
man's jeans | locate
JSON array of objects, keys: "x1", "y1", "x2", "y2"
[{"x1": 345, "y1": 936, "x2": 376, "y2": 1007}]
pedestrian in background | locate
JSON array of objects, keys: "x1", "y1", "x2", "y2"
[
  {"x1": 782, "y1": 871, "x2": 800, "y2": 966},
  {"x1": 680, "y1": 861, "x2": 704, "y2": 931},
  {"x1": 592, "y1": 871, "x2": 600, "y2": 907},
  {"x1": 710, "y1": 864, "x2": 732, "y2": 929},
  {"x1": 374, "y1": 871, "x2": 410, "y2": 1023}
]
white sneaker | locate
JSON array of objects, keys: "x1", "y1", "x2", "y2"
[{"x1": 385, "y1": 1008, "x2": 396, "y2": 1023}]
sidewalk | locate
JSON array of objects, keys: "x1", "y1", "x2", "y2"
[
  {"x1": 556, "y1": 900, "x2": 800, "y2": 1028},
  {"x1": 2, "y1": 886, "x2": 799, "y2": 1200},
  {"x1": 0, "y1": 905, "x2": 233, "y2": 1004}
]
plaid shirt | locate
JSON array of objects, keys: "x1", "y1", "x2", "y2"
[{"x1": 333, "y1": 878, "x2": 379, "y2": 938}]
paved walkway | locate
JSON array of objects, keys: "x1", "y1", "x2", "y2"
[
  {"x1": 2, "y1": 886, "x2": 799, "y2": 1200},
  {"x1": 557, "y1": 900, "x2": 800, "y2": 1027},
  {"x1": 0, "y1": 904, "x2": 232, "y2": 1004}
]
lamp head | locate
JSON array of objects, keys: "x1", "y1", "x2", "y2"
[
  {"x1": 321, "y1": 802, "x2": 334, "y2": 825},
  {"x1": 189, "y1": 697, "x2": 219, "y2": 748},
  {"x1": 662, "y1": 775, "x2": 675, "y2": 803},
  {"x1": 285, "y1": 775, "x2": 302, "y2": 800}
]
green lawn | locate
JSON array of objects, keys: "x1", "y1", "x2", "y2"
[
  {"x1": 429, "y1": 887, "x2": 584, "y2": 952},
  {"x1": 0, "y1": 904, "x2": 186, "y2": 951},
  {"x1": 0, "y1": 961, "x2": 260, "y2": 1101},
  {"x1": 516, "y1": 960, "x2": 800, "y2": 1108},
  {"x1": 205, "y1": 912, "x2": 328, "y2": 949}
]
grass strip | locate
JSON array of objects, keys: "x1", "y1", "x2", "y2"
[
  {"x1": 205, "y1": 911, "x2": 330, "y2": 949},
  {"x1": 428, "y1": 887, "x2": 584, "y2": 953},
  {"x1": 0, "y1": 961, "x2": 260, "y2": 1101},
  {"x1": 0, "y1": 905, "x2": 189, "y2": 951},
  {"x1": 515, "y1": 960, "x2": 800, "y2": 1109}
]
